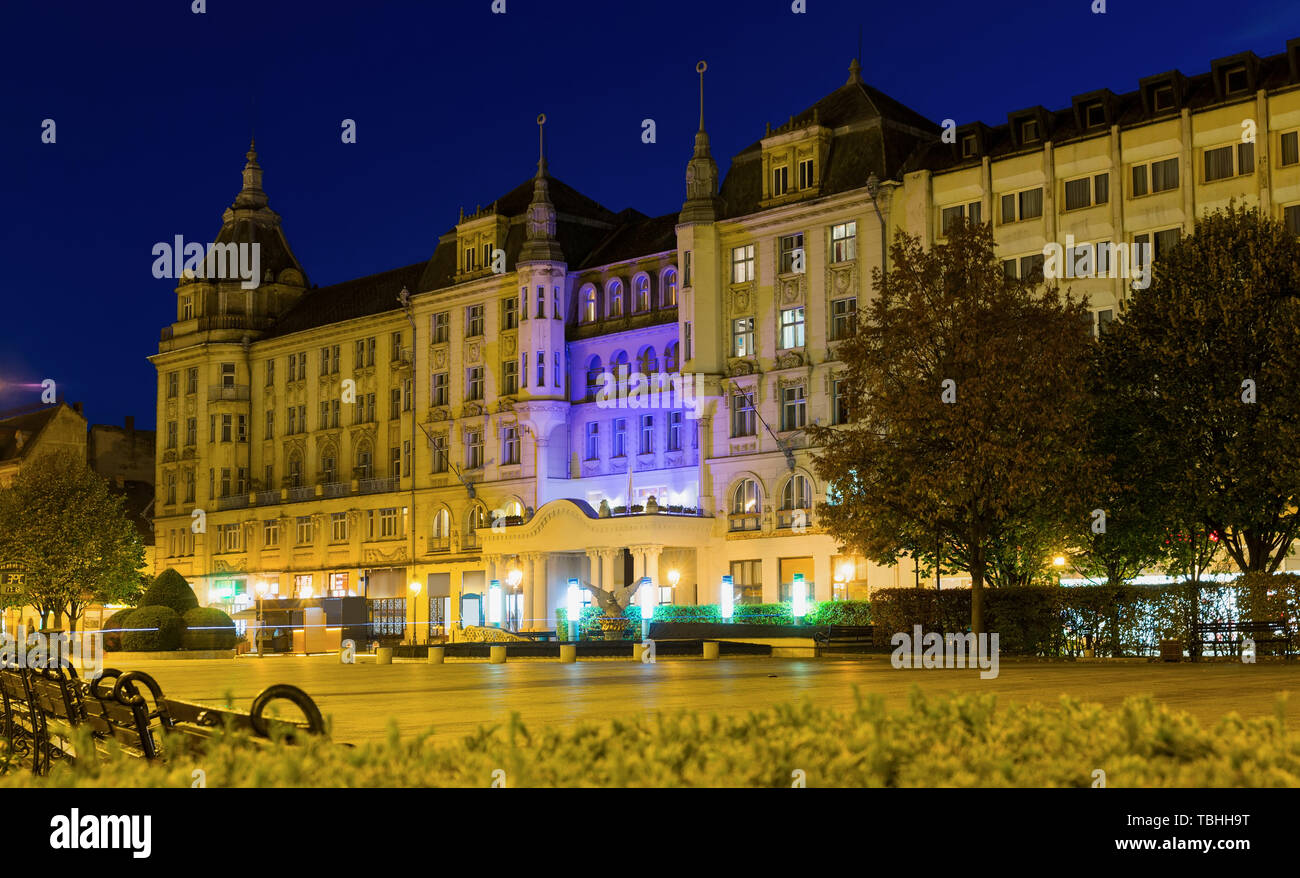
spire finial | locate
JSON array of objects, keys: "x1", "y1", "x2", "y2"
[
  {"x1": 696, "y1": 60, "x2": 708, "y2": 131},
  {"x1": 536, "y1": 113, "x2": 548, "y2": 177},
  {"x1": 847, "y1": 57, "x2": 863, "y2": 86}
]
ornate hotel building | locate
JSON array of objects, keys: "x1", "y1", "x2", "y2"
[{"x1": 151, "y1": 39, "x2": 1300, "y2": 634}]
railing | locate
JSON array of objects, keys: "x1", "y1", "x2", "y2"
[
  {"x1": 429, "y1": 537, "x2": 450, "y2": 553},
  {"x1": 217, "y1": 495, "x2": 249, "y2": 511},
  {"x1": 776, "y1": 509, "x2": 812, "y2": 529},
  {"x1": 287, "y1": 485, "x2": 315, "y2": 503},
  {"x1": 208, "y1": 384, "x2": 250, "y2": 402},
  {"x1": 359, "y1": 477, "x2": 399, "y2": 495},
  {"x1": 729, "y1": 512, "x2": 761, "y2": 532},
  {"x1": 321, "y1": 482, "x2": 349, "y2": 498},
  {"x1": 255, "y1": 490, "x2": 279, "y2": 506}
]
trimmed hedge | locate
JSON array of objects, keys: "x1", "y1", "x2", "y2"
[
  {"x1": 647, "y1": 601, "x2": 871, "y2": 627},
  {"x1": 101, "y1": 608, "x2": 135, "y2": 652},
  {"x1": 120, "y1": 606, "x2": 184, "y2": 652},
  {"x1": 181, "y1": 607, "x2": 238, "y2": 650},
  {"x1": 142, "y1": 568, "x2": 199, "y2": 615},
  {"x1": 4, "y1": 691, "x2": 1298, "y2": 787},
  {"x1": 871, "y1": 574, "x2": 1300, "y2": 657}
]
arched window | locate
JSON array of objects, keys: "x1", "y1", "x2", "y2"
[
  {"x1": 501, "y1": 499, "x2": 524, "y2": 520},
  {"x1": 637, "y1": 346, "x2": 658, "y2": 375},
  {"x1": 612, "y1": 350, "x2": 629, "y2": 375},
  {"x1": 581, "y1": 285, "x2": 597, "y2": 323},
  {"x1": 430, "y1": 507, "x2": 451, "y2": 551},
  {"x1": 782, "y1": 474, "x2": 812, "y2": 510},
  {"x1": 730, "y1": 478, "x2": 761, "y2": 531},
  {"x1": 354, "y1": 440, "x2": 373, "y2": 480},
  {"x1": 633, "y1": 275, "x2": 650, "y2": 312},
  {"x1": 661, "y1": 268, "x2": 678, "y2": 307},
  {"x1": 607, "y1": 280, "x2": 624, "y2": 318},
  {"x1": 288, "y1": 450, "x2": 303, "y2": 488},
  {"x1": 586, "y1": 356, "x2": 604, "y2": 400},
  {"x1": 664, "y1": 341, "x2": 680, "y2": 372},
  {"x1": 464, "y1": 505, "x2": 487, "y2": 549},
  {"x1": 319, "y1": 445, "x2": 338, "y2": 485}
]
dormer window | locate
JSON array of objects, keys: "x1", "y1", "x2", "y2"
[
  {"x1": 1085, "y1": 103, "x2": 1106, "y2": 129},
  {"x1": 961, "y1": 133, "x2": 978, "y2": 158},
  {"x1": 1020, "y1": 119, "x2": 1040, "y2": 144},
  {"x1": 1152, "y1": 84, "x2": 1175, "y2": 111},
  {"x1": 1224, "y1": 65, "x2": 1249, "y2": 94},
  {"x1": 798, "y1": 158, "x2": 814, "y2": 189},
  {"x1": 464, "y1": 247, "x2": 477, "y2": 271},
  {"x1": 773, "y1": 166, "x2": 789, "y2": 196}
]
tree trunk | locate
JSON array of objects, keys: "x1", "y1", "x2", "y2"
[{"x1": 970, "y1": 545, "x2": 986, "y2": 636}]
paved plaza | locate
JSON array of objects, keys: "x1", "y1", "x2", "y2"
[{"x1": 115, "y1": 656, "x2": 1300, "y2": 745}]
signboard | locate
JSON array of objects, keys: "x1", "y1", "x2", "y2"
[{"x1": 0, "y1": 572, "x2": 24, "y2": 596}]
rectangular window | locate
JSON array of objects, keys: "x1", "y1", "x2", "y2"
[
  {"x1": 166, "y1": 372, "x2": 178, "y2": 399},
  {"x1": 236, "y1": 414, "x2": 247, "y2": 442},
  {"x1": 772, "y1": 165, "x2": 789, "y2": 196},
  {"x1": 585, "y1": 422, "x2": 599, "y2": 460},
  {"x1": 1285, "y1": 204, "x2": 1300, "y2": 236},
  {"x1": 613, "y1": 419, "x2": 627, "y2": 457},
  {"x1": 1281, "y1": 131, "x2": 1299, "y2": 167},
  {"x1": 166, "y1": 420, "x2": 177, "y2": 449},
  {"x1": 553, "y1": 350, "x2": 561, "y2": 387},
  {"x1": 502, "y1": 359, "x2": 518, "y2": 395},
  {"x1": 1151, "y1": 157, "x2": 1179, "y2": 193},
  {"x1": 831, "y1": 297, "x2": 857, "y2": 340},
  {"x1": 502, "y1": 425, "x2": 519, "y2": 465},
  {"x1": 187, "y1": 368, "x2": 198, "y2": 395},
  {"x1": 830, "y1": 222, "x2": 857, "y2": 263},
  {"x1": 389, "y1": 447, "x2": 401, "y2": 479},
  {"x1": 502, "y1": 296, "x2": 518, "y2": 330},
  {"x1": 390, "y1": 331, "x2": 404, "y2": 363},
  {"x1": 221, "y1": 363, "x2": 236, "y2": 388},
  {"x1": 798, "y1": 158, "x2": 814, "y2": 189},
  {"x1": 320, "y1": 346, "x2": 332, "y2": 376},
  {"x1": 668, "y1": 411, "x2": 682, "y2": 452},
  {"x1": 639, "y1": 414, "x2": 654, "y2": 455},
  {"x1": 780, "y1": 307, "x2": 805, "y2": 349},
  {"x1": 331, "y1": 512, "x2": 348, "y2": 543},
  {"x1": 390, "y1": 388, "x2": 401, "y2": 420},
  {"x1": 186, "y1": 417, "x2": 197, "y2": 446},
  {"x1": 731, "y1": 391, "x2": 756, "y2": 437},
  {"x1": 731, "y1": 560, "x2": 762, "y2": 605},
  {"x1": 1019, "y1": 253, "x2": 1045, "y2": 282},
  {"x1": 1095, "y1": 173, "x2": 1109, "y2": 205},
  {"x1": 467, "y1": 430, "x2": 483, "y2": 469},
  {"x1": 467, "y1": 366, "x2": 483, "y2": 401},
  {"x1": 432, "y1": 311, "x2": 449, "y2": 343},
  {"x1": 731, "y1": 244, "x2": 755, "y2": 283},
  {"x1": 466, "y1": 304, "x2": 484, "y2": 337},
  {"x1": 263, "y1": 519, "x2": 279, "y2": 548},
  {"x1": 221, "y1": 414, "x2": 232, "y2": 443},
  {"x1": 165, "y1": 471, "x2": 176, "y2": 504},
  {"x1": 1064, "y1": 177, "x2": 1091, "y2": 211},
  {"x1": 1205, "y1": 145, "x2": 1235, "y2": 182},
  {"x1": 684, "y1": 322, "x2": 693, "y2": 361},
  {"x1": 941, "y1": 205, "x2": 965, "y2": 234},
  {"x1": 732, "y1": 317, "x2": 755, "y2": 357},
  {"x1": 431, "y1": 372, "x2": 448, "y2": 407},
  {"x1": 781, "y1": 385, "x2": 806, "y2": 431},
  {"x1": 1018, "y1": 187, "x2": 1043, "y2": 220},
  {"x1": 832, "y1": 377, "x2": 849, "y2": 425},
  {"x1": 536, "y1": 287, "x2": 546, "y2": 319},
  {"x1": 521, "y1": 352, "x2": 528, "y2": 389},
  {"x1": 1153, "y1": 227, "x2": 1181, "y2": 260},
  {"x1": 779, "y1": 233, "x2": 804, "y2": 274},
  {"x1": 683, "y1": 251, "x2": 692, "y2": 287},
  {"x1": 536, "y1": 351, "x2": 545, "y2": 388},
  {"x1": 1131, "y1": 163, "x2": 1148, "y2": 197},
  {"x1": 1238, "y1": 141, "x2": 1255, "y2": 177},
  {"x1": 431, "y1": 435, "x2": 448, "y2": 473}
]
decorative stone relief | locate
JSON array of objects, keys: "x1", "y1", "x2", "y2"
[
  {"x1": 780, "y1": 275, "x2": 805, "y2": 305},
  {"x1": 727, "y1": 358, "x2": 756, "y2": 377},
  {"x1": 775, "y1": 351, "x2": 804, "y2": 370},
  {"x1": 462, "y1": 402, "x2": 483, "y2": 418},
  {"x1": 428, "y1": 408, "x2": 450, "y2": 422},
  {"x1": 431, "y1": 348, "x2": 448, "y2": 369},
  {"x1": 466, "y1": 341, "x2": 481, "y2": 364},
  {"x1": 503, "y1": 334, "x2": 516, "y2": 356}
]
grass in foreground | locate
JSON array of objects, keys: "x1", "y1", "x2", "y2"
[{"x1": 1, "y1": 689, "x2": 1296, "y2": 787}]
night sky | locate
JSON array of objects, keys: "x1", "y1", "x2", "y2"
[{"x1": 2, "y1": 0, "x2": 1296, "y2": 430}]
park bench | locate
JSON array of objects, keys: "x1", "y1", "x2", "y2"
[
  {"x1": 514, "y1": 630, "x2": 558, "y2": 642},
  {"x1": 1189, "y1": 619, "x2": 1294, "y2": 660},
  {"x1": 1, "y1": 662, "x2": 328, "y2": 777},
  {"x1": 813, "y1": 625, "x2": 876, "y2": 653}
]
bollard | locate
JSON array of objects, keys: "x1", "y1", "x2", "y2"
[
  {"x1": 427, "y1": 646, "x2": 445, "y2": 664},
  {"x1": 702, "y1": 641, "x2": 720, "y2": 660},
  {"x1": 559, "y1": 643, "x2": 577, "y2": 663},
  {"x1": 632, "y1": 643, "x2": 649, "y2": 662},
  {"x1": 376, "y1": 646, "x2": 393, "y2": 665},
  {"x1": 489, "y1": 645, "x2": 507, "y2": 664}
]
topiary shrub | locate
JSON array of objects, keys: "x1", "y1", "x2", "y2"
[
  {"x1": 142, "y1": 568, "x2": 199, "y2": 615},
  {"x1": 101, "y1": 608, "x2": 135, "y2": 651},
  {"x1": 181, "y1": 607, "x2": 237, "y2": 650},
  {"x1": 120, "y1": 606, "x2": 184, "y2": 652}
]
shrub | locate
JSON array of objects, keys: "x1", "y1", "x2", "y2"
[
  {"x1": 181, "y1": 607, "x2": 237, "y2": 650},
  {"x1": 731, "y1": 602, "x2": 795, "y2": 625},
  {"x1": 100, "y1": 608, "x2": 134, "y2": 652},
  {"x1": 142, "y1": 568, "x2": 199, "y2": 615},
  {"x1": 5, "y1": 691, "x2": 1300, "y2": 788},
  {"x1": 120, "y1": 606, "x2": 184, "y2": 652},
  {"x1": 652, "y1": 604, "x2": 722, "y2": 624},
  {"x1": 805, "y1": 600, "x2": 872, "y2": 626}
]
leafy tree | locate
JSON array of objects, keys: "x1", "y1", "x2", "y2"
[
  {"x1": 0, "y1": 449, "x2": 144, "y2": 631},
  {"x1": 809, "y1": 221, "x2": 1093, "y2": 634},
  {"x1": 1095, "y1": 205, "x2": 1300, "y2": 575}
]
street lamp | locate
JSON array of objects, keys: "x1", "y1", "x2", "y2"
[
  {"x1": 637, "y1": 576, "x2": 654, "y2": 639},
  {"x1": 506, "y1": 566, "x2": 523, "y2": 631},
  {"x1": 409, "y1": 581, "x2": 422, "y2": 646},
  {"x1": 255, "y1": 581, "x2": 269, "y2": 658},
  {"x1": 488, "y1": 579, "x2": 503, "y2": 628},
  {"x1": 566, "y1": 578, "x2": 581, "y2": 642},
  {"x1": 667, "y1": 569, "x2": 681, "y2": 590},
  {"x1": 792, "y1": 572, "x2": 808, "y2": 623},
  {"x1": 720, "y1": 574, "x2": 734, "y2": 622}
]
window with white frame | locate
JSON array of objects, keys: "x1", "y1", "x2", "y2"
[
  {"x1": 585, "y1": 422, "x2": 599, "y2": 460},
  {"x1": 466, "y1": 429, "x2": 483, "y2": 469},
  {"x1": 613, "y1": 418, "x2": 627, "y2": 457},
  {"x1": 731, "y1": 391, "x2": 756, "y2": 437},
  {"x1": 830, "y1": 222, "x2": 856, "y2": 262},
  {"x1": 661, "y1": 268, "x2": 678, "y2": 307},
  {"x1": 732, "y1": 317, "x2": 755, "y2": 357},
  {"x1": 780, "y1": 307, "x2": 805, "y2": 349},
  {"x1": 634, "y1": 275, "x2": 650, "y2": 311},
  {"x1": 502, "y1": 424, "x2": 520, "y2": 465},
  {"x1": 781, "y1": 385, "x2": 806, "y2": 431},
  {"x1": 639, "y1": 414, "x2": 654, "y2": 455},
  {"x1": 607, "y1": 280, "x2": 624, "y2": 317},
  {"x1": 330, "y1": 512, "x2": 348, "y2": 543},
  {"x1": 432, "y1": 311, "x2": 449, "y2": 343},
  {"x1": 732, "y1": 244, "x2": 755, "y2": 283},
  {"x1": 831, "y1": 297, "x2": 857, "y2": 340}
]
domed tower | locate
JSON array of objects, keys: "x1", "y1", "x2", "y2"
[{"x1": 514, "y1": 115, "x2": 571, "y2": 486}]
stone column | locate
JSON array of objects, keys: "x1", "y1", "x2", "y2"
[
  {"x1": 600, "y1": 548, "x2": 618, "y2": 596},
  {"x1": 631, "y1": 546, "x2": 646, "y2": 586},
  {"x1": 644, "y1": 545, "x2": 662, "y2": 595},
  {"x1": 584, "y1": 549, "x2": 602, "y2": 590}
]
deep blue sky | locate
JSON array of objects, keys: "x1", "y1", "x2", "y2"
[{"x1": 2, "y1": 0, "x2": 1297, "y2": 430}]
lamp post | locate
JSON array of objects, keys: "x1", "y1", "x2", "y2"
[
  {"x1": 506, "y1": 566, "x2": 523, "y2": 631},
  {"x1": 255, "y1": 581, "x2": 269, "y2": 658},
  {"x1": 667, "y1": 568, "x2": 681, "y2": 602},
  {"x1": 409, "y1": 581, "x2": 422, "y2": 646},
  {"x1": 792, "y1": 572, "x2": 808, "y2": 624},
  {"x1": 720, "y1": 574, "x2": 734, "y2": 622},
  {"x1": 637, "y1": 576, "x2": 654, "y2": 639},
  {"x1": 488, "y1": 579, "x2": 503, "y2": 628}
]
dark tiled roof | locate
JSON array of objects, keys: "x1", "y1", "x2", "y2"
[
  {"x1": 267, "y1": 262, "x2": 428, "y2": 337},
  {"x1": 720, "y1": 77, "x2": 940, "y2": 218},
  {"x1": 577, "y1": 211, "x2": 680, "y2": 268},
  {"x1": 0, "y1": 407, "x2": 59, "y2": 462},
  {"x1": 212, "y1": 216, "x2": 309, "y2": 286}
]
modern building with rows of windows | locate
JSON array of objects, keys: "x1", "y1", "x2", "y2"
[{"x1": 151, "y1": 39, "x2": 1300, "y2": 637}]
